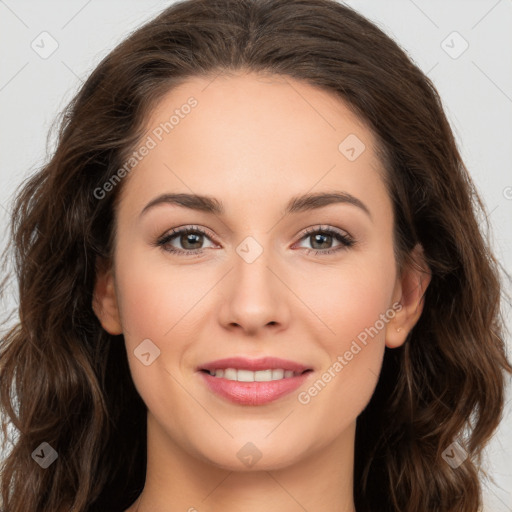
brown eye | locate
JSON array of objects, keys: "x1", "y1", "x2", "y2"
[
  {"x1": 156, "y1": 226, "x2": 217, "y2": 256},
  {"x1": 296, "y1": 226, "x2": 355, "y2": 255}
]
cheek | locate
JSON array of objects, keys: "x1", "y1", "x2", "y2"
[
  {"x1": 299, "y1": 255, "x2": 396, "y2": 346},
  {"x1": 294, "y1": 253, "x2": 395, "y2": 411},
  {"x1": 114, "y1": 248, "x2": 203, "y2": 344},
  {"x1": 113, "y1": 249, "x2": 201, "y2": 406}
]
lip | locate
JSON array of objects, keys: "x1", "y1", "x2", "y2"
[
  {"x1": 198, "y1": 356, "x2": 312, "y2": 373},
  {"x1": 198, "y1": 370, "x2": 313, "y2": 405}
]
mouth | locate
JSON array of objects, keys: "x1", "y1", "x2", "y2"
[
  {"x1": 197, "y1": 355, "x2": 313, "y2": 376},
  {"x1": 197, "y1": 357, "x2": 315, "y2": 405},
  {"x1": 199, "y1": 368, "x2": 313, "y2": 381}
]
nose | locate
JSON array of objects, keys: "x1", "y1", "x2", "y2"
[{"x1": 218, "y1": 239, "x2": 290, "y2": 336}]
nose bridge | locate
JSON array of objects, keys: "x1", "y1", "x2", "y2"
[
  {"x1": 220, "y1": 232, "x2": 288, "y2": 332},
  {"x1": 233, "y1": 233, "x2": 278, "y2": 301}
]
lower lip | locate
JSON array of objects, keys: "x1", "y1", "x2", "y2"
[{"x1": 199, "y1": 370, "x2": 312, "y2": 405}]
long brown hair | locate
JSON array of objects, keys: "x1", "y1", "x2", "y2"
[{"x1": 1, "y1": 1, "x2": 510, "y2": 510}]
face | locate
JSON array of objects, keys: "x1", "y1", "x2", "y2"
[{"x1": 94, "y1": 71, "x2": 428, "y2": 471}]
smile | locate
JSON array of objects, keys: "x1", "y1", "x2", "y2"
[
  {"x1": 202, "y1": 368, "x2": 308, "y2": 381},
  {"x1": 198, "y1": 369, "x2": 313, "y2": 405}
]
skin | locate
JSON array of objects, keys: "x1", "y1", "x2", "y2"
[{"x1": 93, "y1": 71, "x2": 430, "y2": 512}]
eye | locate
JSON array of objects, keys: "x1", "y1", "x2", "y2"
[
  {"x1": 154, "y1": 224, "x2": 355, "y2": 257},
  {"x1": 294, "y1": 226, "x2": 355, "y2": 256},
  {"x1": 155, "y1": 225, "x2": 217, "y2": 256}
]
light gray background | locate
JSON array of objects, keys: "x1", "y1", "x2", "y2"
[{"x1": 0, "y1": 0, "x2": 511, "y2": 510}]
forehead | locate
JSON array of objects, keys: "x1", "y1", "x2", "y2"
[{"x1": 118, "y1": 71, "x2": 388, "y2": 220}]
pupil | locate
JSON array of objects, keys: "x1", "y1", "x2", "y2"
[
  {"x1": 183, "y1": 233, "x2": 201, "y2": 249},
  {"x1": 312, "y1": 233, "x2": 331, "y2": 249}
]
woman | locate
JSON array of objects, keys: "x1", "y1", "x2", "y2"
[{"x1": 1, "y1": 0, "x2": 510, "y2": 511}]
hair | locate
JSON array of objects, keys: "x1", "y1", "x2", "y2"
[{"x1": 1, "y1": 0, "x2": 510, "y2": 510}]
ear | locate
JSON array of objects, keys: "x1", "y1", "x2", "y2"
[
  {"x1": 386, "y1": 243, "x2": 431, "y2": 349},
  {"x1": 92, "y1": 257, "x2": 123, "y2": 335}
]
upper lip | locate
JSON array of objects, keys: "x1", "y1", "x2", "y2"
[{"x1": 198, "y1": 356, "x2": 312, "y2": 373}]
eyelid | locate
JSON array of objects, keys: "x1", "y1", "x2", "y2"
[
  {"x1": 296, "y1": 224, "x2": 352, "y2": 241},
  {"x1": 156, "y1": 225, "x2": 219, "y2": 246}
]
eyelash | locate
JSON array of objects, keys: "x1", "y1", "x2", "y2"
[{"x1": 154, "y1": 225, "x2": 355, "y2": 257}]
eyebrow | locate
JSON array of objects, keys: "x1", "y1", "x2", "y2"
[{"x1": 139, "y1": 191, "x2": 372, "y2": 220}]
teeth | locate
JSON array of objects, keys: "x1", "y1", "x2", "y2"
[{"x1": 207, "y1": 368, "x2": 301, "y2": 381}]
